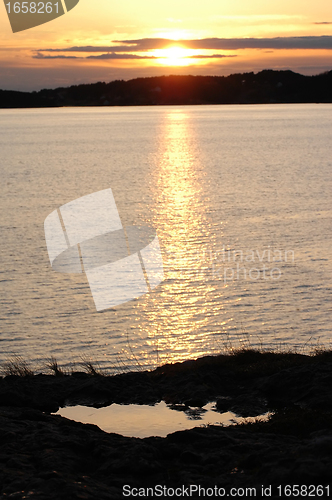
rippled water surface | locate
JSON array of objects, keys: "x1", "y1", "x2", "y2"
[{"x1": 0, "y1": 105, "x2": 331, "y2": 371}]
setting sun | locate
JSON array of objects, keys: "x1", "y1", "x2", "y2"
[{"x1": 152, "y1": 46, "x2": 200, "y2": 66}]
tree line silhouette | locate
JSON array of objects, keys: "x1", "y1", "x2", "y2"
[{"x1": 1, "y1": 69, "x2": 332, "y2": 108}]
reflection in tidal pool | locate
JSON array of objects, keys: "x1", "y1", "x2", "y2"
[{"x1": 55, "y1": 401, "x2": 271, "y2": 438}]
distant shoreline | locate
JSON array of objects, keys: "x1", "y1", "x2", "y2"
[
  {"x1": 1, "y1": 102, "x2": 332, "y2": 111},
  {"x1": 1, "y1": 69, "x2": 332, "y2": 109}
]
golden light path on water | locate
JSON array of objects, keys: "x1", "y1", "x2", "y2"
[{"x1": 122, "y1": 109, "x2": 233, "y2": 367}]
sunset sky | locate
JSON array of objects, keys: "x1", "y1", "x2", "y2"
[{"x1": 1, "y1": 0, "x2": 332, "y2": 91}]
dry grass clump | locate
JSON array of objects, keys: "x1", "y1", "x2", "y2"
[
  {"x1": 1, "y1": 355, "x2": 34, "y2": 377},
  {"x1": 0, "y1": 354, "x2": 110, "y2": 377},
  {"x1": 79, "y1": 355, "x2": 105, "y2": 376},
  {"x1": 44, "y1": 356, "x2": 67, "y2": 376},
  {"x1": 44, "y1": 355, "x2": 106, "y2": 376}
]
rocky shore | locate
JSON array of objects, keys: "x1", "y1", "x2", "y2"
[{"x1": 1, "y1": 350, "x2": 332, "y2": 499}]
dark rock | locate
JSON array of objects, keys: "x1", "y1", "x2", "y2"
[
  {"x1": 180, "y1": 451, "x2": 202, "y2": 464},
  {"x1": 184, "y1": 398, "x2": 206, "y2": 408}
]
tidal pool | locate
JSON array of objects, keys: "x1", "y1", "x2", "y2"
[{"x1": 55, "y1": 401, "x2": 271, "y2": 438}]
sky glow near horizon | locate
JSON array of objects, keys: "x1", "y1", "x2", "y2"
[{"x1": 0, "y1": 0, "x2": 332, "y2": 90}]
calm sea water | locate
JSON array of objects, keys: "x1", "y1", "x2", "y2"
[{"x1": 0, "y1": 104, "x2": 331, "y2": 372}]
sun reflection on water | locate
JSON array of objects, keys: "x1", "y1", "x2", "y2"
[{"x1": 125, "y1": 109, "x2": 229, "y2": 367}]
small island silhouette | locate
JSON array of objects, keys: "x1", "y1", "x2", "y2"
[{"x1": 1, "y1": 69, "x2": 332, "y2": 108}]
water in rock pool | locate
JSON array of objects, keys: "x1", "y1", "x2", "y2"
[{"x1": 54, "y1": 402, "x2": 272, "y2": 438}]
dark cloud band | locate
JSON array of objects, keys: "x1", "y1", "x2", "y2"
[{"x1": 38, "y1": 36, "x2": 332, "y2": 55}]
